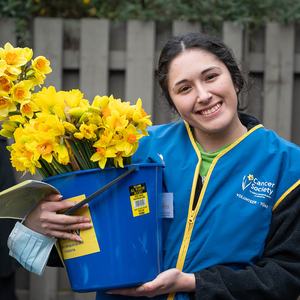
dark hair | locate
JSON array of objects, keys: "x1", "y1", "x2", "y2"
[{"x1": 157, "y1": 32, "x2": 247, "y2": 112}]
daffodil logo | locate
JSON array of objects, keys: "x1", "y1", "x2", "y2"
[{"x1": 242, "y1": 174, "x2": 254, "y2": 190}]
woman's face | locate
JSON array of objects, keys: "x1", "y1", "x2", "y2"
[{"x1": 168, "y1": 49, "x2": 241, "y2": 142}]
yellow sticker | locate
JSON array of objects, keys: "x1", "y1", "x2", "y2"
[
  {"x1": 129, "y1": 183, "x2": 150, "y2": 217},
  {"x1": 59, "y1": 194, "x2": 100, "y2": 260}
]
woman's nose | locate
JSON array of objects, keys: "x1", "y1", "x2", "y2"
[{"x1": 196, "y1": 84, "x2": 212, "y2": 103}]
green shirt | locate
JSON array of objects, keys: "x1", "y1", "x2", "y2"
[{"x1": 196, "y1": 141, "x2": 232, "y2": 178}]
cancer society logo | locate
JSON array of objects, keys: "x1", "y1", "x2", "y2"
[
  {"x1": 242, "y1": 174, "x2": 275, "y2": 198},
  {"x1": 242, "y1": 174, "x2": 254, "y2": 190}
]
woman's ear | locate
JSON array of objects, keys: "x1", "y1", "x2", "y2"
[{"x1": 235, "y1": 85, "x2": 239, "y2": 94}]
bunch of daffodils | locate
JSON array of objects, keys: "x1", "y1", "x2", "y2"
[{"x1": 0, "y1": 43, "x2": 152, "y2": 178}]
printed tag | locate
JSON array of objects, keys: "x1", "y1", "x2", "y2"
[
  {"x1": 59, "y1": 195, "x2": 100, "y2": 260},
  {"x1": 129, "y1": 183, "x2": 150, "y2": 217},
  {"x1": 162, "y1": 193, "x2": 174, "y2": 218}
]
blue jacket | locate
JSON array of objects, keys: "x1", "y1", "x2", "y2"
[{"x1": 129, "y1": 116, "x2": 300, "y2": 300}]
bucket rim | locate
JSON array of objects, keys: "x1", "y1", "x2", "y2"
[{"x1": 42, "y1": 162, "x2": 164, "y2": 183}]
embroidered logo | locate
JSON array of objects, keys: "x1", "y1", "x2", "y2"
[{"x1": 237, "y1": 174, "x2": 276, "y2": 209}]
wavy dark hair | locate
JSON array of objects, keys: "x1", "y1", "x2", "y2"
[{"x1": 157, "y1": 32, "x2": 248, "y2": 113}]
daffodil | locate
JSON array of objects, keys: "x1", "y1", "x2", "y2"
[
  {"x1": 54, "y1": 144, "x2": 70, "y2": 165},
  {"x1": 33, "y1": 86, "x2": 65, "y2": 119},
  {"x1": 59, "y1": 89, "x2": 87, "y2": 108},
  {"x1": 23, "y1": 47, "x2": 33, "y2": 62},
  {"x1": 10, "y1": 80, "x2": 33, "y2": 103},
  {"x1": 116, "y1": 124, "x2": 143, "y2": 155},
  {"x1": 0, "y1": 91, "x2": 16, "y2": 117},
  {"x1": 92, "y1": 95, "x2": 110, "y2": 110},
  {"x1": 105, "y1": 111, "x2": 128, "y2": 131},
  {"x1": 32, "y1": 56, "x2": 52, "y2": 74},
  {"x1": 28, "y1": 70, "x2": 46, "y2": 88},
  {"x1": 90, "y1": 145, "x2": 118, "y2": 169},
  {"x1": 0, "y1": 80, "x2": 13, "y2": 93},
  {"x1": 0, "y1": 43, "x2": 27, "y2": 75},
  {"x1": 26, "y1": 135, "x2": 58, "y2": 163},
  {"x1": 20, "y1": 100, "x2": 39, "y2": 119},
  {"x1": 0, "y1": 60, "x2": 7, "y2": 76},
  {"x1": 63, "y1": 121, "x2": 78, "y2": 134},
  {"x1": 0, "y1": 75, "x2": 9, "y2": 87},
  {"x1": 75, "y1": 123, "x2": 98, "y2": 140},
  {"x1": 132, "y1": 98, "x2": 152, "y2": 134}
]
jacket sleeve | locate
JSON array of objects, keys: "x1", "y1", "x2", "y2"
[{"x1": 193, "y1": 184, "x2": 300, "y2": 300}]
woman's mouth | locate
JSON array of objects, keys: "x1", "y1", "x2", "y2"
[{"x1": 198, "y1": 103, "x2": 221, "y2": 115}]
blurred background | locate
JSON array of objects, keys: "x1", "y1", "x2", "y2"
[{"x1": 0, "y1": 0, "x2": 299, "y2": 299}]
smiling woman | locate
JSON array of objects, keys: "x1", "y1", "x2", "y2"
[{"x1": 7, "y1": 32, "x2": 300, "y2": 300}]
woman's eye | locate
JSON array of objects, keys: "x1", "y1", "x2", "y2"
[
  {"x1": 179, "y1": 86, "x2": 190, "y2": 93},
  {"x1": 206, "y1": 74, "x2": 217, "y2": 81}
]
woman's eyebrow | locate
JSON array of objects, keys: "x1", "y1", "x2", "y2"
[{"x1": 173, "y1": 66, "x2": 222, "y2": 89}]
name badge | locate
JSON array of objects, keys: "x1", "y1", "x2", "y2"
[{"x1": 162, "y1": 193, "x2": 174, "y2": 218}]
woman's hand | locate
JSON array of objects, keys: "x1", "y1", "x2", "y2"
[
  {"x1": 24, "y1": 193, "x2": 92, "y2": 241},
  {"x1": 106, "y1": 268, "x2": 195, "y2": 298}
]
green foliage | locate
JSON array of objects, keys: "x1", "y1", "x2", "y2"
[{"x1": 0, "y1": 0, "x2": 299, "y2": 45}]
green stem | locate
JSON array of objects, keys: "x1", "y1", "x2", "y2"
[
  {"x1": 75, "y1": 138, "x2": 93, "y2": 169},
  {"x1": 83, "y1": 140, "x2": 98, "y2": 169},
  {"x1": 40, "y1": 159, "x2": 54, "y2": 177},
  {"x1": 36, "y1": 167, "x2": 47, "y2": 179},
  {"x1": 124, "y1": 156, "x2": 133, "y2": 166},
  {"x1": 67, "y1": 139, "x2": 88, "y2": 170},
  {"x1": 65, "y1": 163, "x2": 73, "y2": 173},
  {"x1": 52, "y1": 157, "x2": 69, "y2": 174}
]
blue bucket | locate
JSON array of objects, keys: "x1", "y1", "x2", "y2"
[{"x1": 43, "y1": 163, "x2": 163, "y2": 292}]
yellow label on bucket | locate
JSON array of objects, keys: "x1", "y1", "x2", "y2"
[
  {"x1": 129, "y1": 183, "x2": 150, "y2": 217},
  {"x1": 59, "y1": 195, "x2": 100, "y2": 260}
]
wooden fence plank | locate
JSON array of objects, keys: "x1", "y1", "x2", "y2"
[
  {"x1": 172, "y1": 20, "x2": 201, "y2": 35},
  {"x1": 223, "y1": 22, "x2": 243, "y2": 62},
  {"x1": 80, "y1": 18, "x2": 109, "y2": 102},
  {"x1": 33, "y1": 18, "x2": 63, "y2": 91},
  {"x1": 263, "y1": 22, "x2": 295, "y2": 140},
  {"x1": 125, "y1": 20, "x2": 155, "y2": 116},
  {"x1": 0, "y1": 19, "x2": 17, "y2": 46}
]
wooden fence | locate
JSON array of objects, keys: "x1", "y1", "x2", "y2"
[{"x1": 0, "y1": 18, "x2": 299, "y2": 300}]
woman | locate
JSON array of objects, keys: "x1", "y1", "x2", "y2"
[{"x1": 9, "y1": 32, "x2": 300, "y2": 300}]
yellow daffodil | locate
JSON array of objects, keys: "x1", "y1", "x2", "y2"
[
  {"x1": 0, "y1": 91, "x2": 16, "y2": 117},
  {"x1": 77, "y1": 123, "x2": 98, "y2": 140},
  {"x1": 59, "y1": 89, "x2": 87, "y2": 108},
  {"x1": 10, "y1": 80, "x2": 33, "y2": 103},
  {"x1": 101, "y1": 107, "x2": 111, "y2": 119},
  {"x1": 0, "y1": 75, "x2": 9, "y2": 87},
  {"x1": 132, "y1": 98, "x2": 152, "y2": 134},
  {"x1": 29, "y1": 70, "x2": 46, "y2": 88},
  {"x1": 0, "y1": 43, "x2": 27, "y2": 75},
  {"x1": 90, "y1": 145, "x2": 118, "y2": 169},
  {"x1": 0, "y1": 82, "x2": 13, "y2": 93},
  {"x1": 32, "y1": 56, "x2": 52, "y2": 74},
  {"x1": 116, "y1": 124, "x2": 143, "y2": 155},
  {"x1": 23, "y1": 47, "x2": 33, "y2": 62},
  {"x1": 63, "y1": 121, "x2": 78, "y2": 134},
  {"x1": 92, "y1": 95, "x2": 110, "y2": 110},
  {"x1": 105, "y1": 111, "x2": 128, "y2": 131},
  {"x1": 20, "y1": 100, "x2": 39, "y2": 119},
  {"x1": 26, "y1": 136, "x2": 57, "y2": 163},
  {"x1": 33, "y1": 86, "x2": 65, "y2": 119},
  {"x1": 9, "y1": 115, "x2": 26, "y2": 124},
  {"x1": 0, "y1": 60, "x2": 7, "y2": 76},
  {"x1": 3, "y1": 69, "x2": 18, "y2": 81},
  {"x1": 54, "y1": 144, "x2": 70, "y2": 165}
]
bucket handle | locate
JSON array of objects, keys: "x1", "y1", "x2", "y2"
[{"x1": 62, "y1": 166, "x2": 137, "y2": 215}]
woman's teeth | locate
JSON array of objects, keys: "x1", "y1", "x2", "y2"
[{"x1": 199, "y1": 103, "x2": 221, "y2": 115}]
